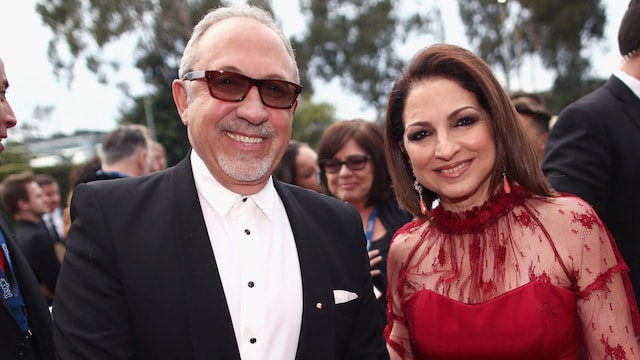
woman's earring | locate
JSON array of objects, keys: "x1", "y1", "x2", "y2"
[
  {"x1": 414, "y1": 179, "x2": 428, "y2": 216},
  {"x1": 502, "y1": 170, "x2": 511, "y2": 194}
]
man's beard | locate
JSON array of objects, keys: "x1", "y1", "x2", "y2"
[{"x1": 218, "y1": 150, "x2": 275, "y2": 182}]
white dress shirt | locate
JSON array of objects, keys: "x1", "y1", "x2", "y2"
[
  {"x1": 191, "y1": 150, "x2": 303, "y2": 360},
  {"x1": 43, "y1": 208, "x2": 64, "y2": 240}
]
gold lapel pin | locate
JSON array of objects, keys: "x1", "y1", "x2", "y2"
[{"x1": 315, "y1": 302, "x2": 323, "y2": 310}]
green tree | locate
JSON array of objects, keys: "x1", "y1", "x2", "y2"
[
  {"x1": 458, "y1": 0, "x2": 606, "y2": 110},
  {"x1": 294, "y1": 0, "x2": 439, "y2": 117},
  {"x1": 458, "y1": 1, "x2": 527, "y2": 90},
  {"x1": 36, "y1": 0, "x2": 437, "y2": 158},
  {"x1": 291, "y1": 95, "x2": 335, "y2": 150},
  {"x1": 0, "y1": 142, "x2": 31, "y2": 168},
  {"x1": 36, "y1": 0, "x2": 222, "y2": 165}
]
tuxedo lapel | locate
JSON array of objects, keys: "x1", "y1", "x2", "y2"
[
  {"x1": 275, "y1": 181, "x2": 335, "y2": 359},
  {"x1": 607, "y1": 76, "x2": 640, "y2": 132},
  {"x1": 169, "y1": 157, "x2": 241, "y2": 359}
]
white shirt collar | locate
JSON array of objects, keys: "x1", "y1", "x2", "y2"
[
  {"x1": 614, "y1": 69, "x2": 640, "y2": 100},
  {"x1": 190, "y1": 150, "x2": 276, "y2": 221}
]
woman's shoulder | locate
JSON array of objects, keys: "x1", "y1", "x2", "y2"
[
  {"x1": 531, "y1": 192, "x2": 599, "y2": 219},
  {"x1": 390, "y1": 218, "x2": 427, "y2": 243},
  {"x1": 529, "y1": 192, "x2": 608, "y2": 247}
]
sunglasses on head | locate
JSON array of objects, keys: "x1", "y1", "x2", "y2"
[
  {"x1": 182, "y1": 70, "x2": 302, "y2": 109},
  {"x1": 320, "y1": 155, "x2": 370, "y2": 174}
]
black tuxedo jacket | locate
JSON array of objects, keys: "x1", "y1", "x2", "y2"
[
  {"x1": 0, "y1": 213, "x2": 54, "y2": 360},
  {"x1": 14, "y1": 220, "x2": 61, "y2": 301},
  {"x1": 543, "y1": 75, "x2": 640, "y2": 303},
  {"x1": 53, "y1": 154, "x2": 388, "y2": 359}
]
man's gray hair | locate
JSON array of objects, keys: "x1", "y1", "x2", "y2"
[
  {"x1": 100, "y1": 124, "x2": 152, "y2": 166},
  {"x1": 177, "y1": 5, "x2": 298, "y2": 81}
]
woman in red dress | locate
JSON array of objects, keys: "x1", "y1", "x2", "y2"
[{"x1": 383, "y1": 43, "x2": 640, "y2": 359}]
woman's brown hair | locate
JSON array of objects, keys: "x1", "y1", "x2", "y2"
[
  {"x1": 317, "y1": 119, "x2": 393, "y2": 207},
  {"x1": 384, "y1": 43, "x2": 555, "y2": 218}
]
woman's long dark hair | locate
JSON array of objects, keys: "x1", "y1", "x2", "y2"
[{"x1": 384, "y1": 44, "x2": 555, "y2": 218}]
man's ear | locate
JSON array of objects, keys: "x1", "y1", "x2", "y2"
[
  {"x1": 172, "y1": 79, "x2": 189, "y2": 126},
  {"x1": 17, "y1": 198, "x2": 29, "y2": 212},
  {"x1": 137, "y1": 149, "x2": 150, "y2": 173}
]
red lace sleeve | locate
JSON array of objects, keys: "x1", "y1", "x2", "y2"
[
  {"x1": 385, "y1": 221, "x2": 424, "y2": 359},
  {"x1": 563, "y1": 200, "x2": 640, "y2": 359}
]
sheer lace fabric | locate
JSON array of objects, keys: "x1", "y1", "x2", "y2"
[{"x1": 385, "y1": 185, "x2": 640, "y2": 359}]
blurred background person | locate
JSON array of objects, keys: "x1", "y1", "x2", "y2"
[
  {"x1": 151, "y1": 140, "x2": 168, "y2": 172},
  {"x1": 273, "y1": 139, "x2": 322, "y2": 192},
  {"x1": 543, "y1": 0, "x2": 640, "y2": 307},
  {"x1": 0, "y1": 55, "x2": 54, "y2": 359},
  {"x1": 34, "y1": 174, "x2": 64, "y2": 243},
  {"x1": 509, "y1": 92, "x2": 552, "y2": 166},
  {"x1": 62, "y1": 156, "x2": 102, "y2": 240},
  {"x1": 95, "y1": 124, "x2": 153, "y2": 180},
  {"x1": 1, "y1": 171, "x2": 62, "y2": 305},
  {"x1": 317, "y1": 119, "x2": 412, "y2": 313}
]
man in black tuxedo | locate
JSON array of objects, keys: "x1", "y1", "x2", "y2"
[
  {"x1": 0, "y1": 57, "x2": 54, "y2": 359},
  {"x1": 52, "y1": 5, "x2": 388, "y2": 360},
  {"x1": 543, "y1": 0, "x2": 640, "y2": 306}
]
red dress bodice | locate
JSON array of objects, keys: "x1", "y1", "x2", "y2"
[
  {"x1": 385, "y1": 186, "x2": 640, "y2": 359},
  {"x1": 405, "y1": 282, "x2": 579, "y2": 359}
]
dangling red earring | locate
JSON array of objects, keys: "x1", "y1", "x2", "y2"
[
  {"x1": 414, "y1": 179, "x2": 428, "y2": 216},
  {"x1": 420, "y1": 196, "x2": 428, "y2": 216},
  {"x1": 503, "y1": 171, "x2": 511, "y2": 194}
]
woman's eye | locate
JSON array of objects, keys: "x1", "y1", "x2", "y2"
[
  {"x1": 407, "y1": 129, "x2": 431, "y2": 141},
  {"x1": 455, "y1": 116, "x2": 477, "y2": 127}
]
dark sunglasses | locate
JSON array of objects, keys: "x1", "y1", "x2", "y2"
[
  {"x1": 320, "y1": 155, "x2": 370, "y2": 174},
  {"x1": 182, "y1": 70, "x2": 302, "y2": 109}
]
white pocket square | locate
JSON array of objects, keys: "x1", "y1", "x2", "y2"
[{"x1": 333, "y1": 289, "x2": 358, "y2": 304}]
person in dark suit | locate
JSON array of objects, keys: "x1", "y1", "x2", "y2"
[
  {"x1": 94, "y1": 124, "x2": 154, "y2": 180},
  {"x1": 0, "y1": 56, "x2": 55, "y2": 359},
  {"x1": 1, "y1": 171, "x2": 62, "y2": 305},
  {"x1": 52, "y1": 5, "x2": 388, "y2": 360},
  {"x1": 542, "y1": 0, "x2": 640, "y2": 307}
]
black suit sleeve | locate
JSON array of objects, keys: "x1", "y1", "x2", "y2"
[
  {"x1": 52, "y1": 184, "x2": 134, "y2": 359},
  {"x1": 542, "y1": 100, "x2": 612, "y2": 215},
  {"x1": 31, "y1": 232, "x2": 60, "y2": 294}
]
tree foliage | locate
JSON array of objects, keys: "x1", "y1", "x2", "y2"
[
  {"x1": 35, "y1": 0, "x2": 441, "y2": 161},
  {"x1": 291, "y1": 95, "x2": 335, "y2": 150},
  {"x1": 36, "y1": 0, "x2": 224, "y2": 165},
  {"x1": 458, "y1": 0, "x2": 606, "y2": 110},
  {"x1": 294, "y1": 0, "x2": 438, "y2": 117}
]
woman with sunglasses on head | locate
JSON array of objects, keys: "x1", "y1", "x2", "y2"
[
  {"x1": 318, "y1": 119, "x2": 413, "y2": 317},
  {"x1": 384, "y1": 43, "x2": 640, "y2": 359}
]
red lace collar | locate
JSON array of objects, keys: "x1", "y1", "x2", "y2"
[{"x1": 430, "y1": 185, "x2": 533, "y2": 234}]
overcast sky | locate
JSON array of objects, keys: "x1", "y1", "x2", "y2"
[{"x1": 0, "y1": 1, "x2": 629, "y2": 141}]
